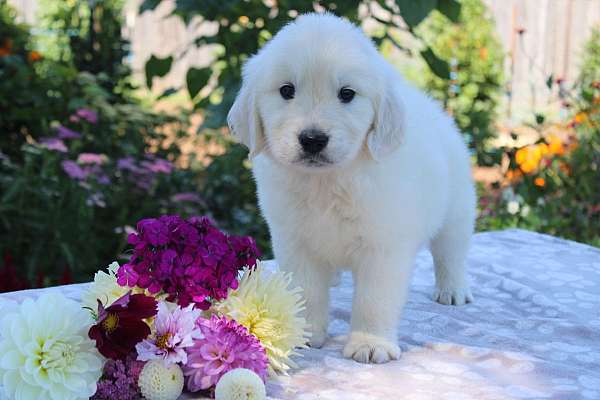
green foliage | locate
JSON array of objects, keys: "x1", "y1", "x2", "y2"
[
  {"x1": 141, "y1": 0, "x2": 463, "y2": 130},
  {"x1": 477, "y1": 88, "x2": 599, "y2": 247},
  {"x1": 145, "y1": 55, "x2": 173, "y2": 88},
  {"x1": 416, "y1": 0, "x2": 505, "y2": 166},
  {"x1": 202, "y1": 142, "x2": 271, "y2": 256},
  {"x1": 579, "y1": 25, "x2": 600, "y2": 86},
  {"x1": 37, "y1": 0, "x2": 131, "y2": 90},
  {"x1": 0, "y1": 1, "x2": 208, "y2": 288},
  {"x1": 0, "y1": 1, "x2": 73, "y2": 157}
]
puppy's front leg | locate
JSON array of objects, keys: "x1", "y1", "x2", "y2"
[
  {"x1": 281, "y1": 255, "x2": 332, "y2": 348},
  {"x1": 344, "y1": 250, "x2": 414, "y2": 363}
]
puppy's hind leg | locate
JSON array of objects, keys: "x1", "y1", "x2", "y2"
[{"x1": 430, "y1": 214, "x2": 474, "y2": 306}]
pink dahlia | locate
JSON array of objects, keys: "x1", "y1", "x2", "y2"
[
  {"x1": 183, "y1": 315, "x2": 268, "y2": 392},
  {"x1": 136, "y1": 302, "x2": 202, "y2": 364}
]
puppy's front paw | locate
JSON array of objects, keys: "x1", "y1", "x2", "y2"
[
  {"x1": 343, "y1": 332, "x2": 400, "y2": 364},
  {"x1": 434, "y1": 286, "x2": 474, "y2": 305},
  {"x1": 308, "y1": 327, "x2": 327, "y2": 348}
]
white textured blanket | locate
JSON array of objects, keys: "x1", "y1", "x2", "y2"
[{"x1": 1, "y1": 230, "x2": 599, "y2": 400}]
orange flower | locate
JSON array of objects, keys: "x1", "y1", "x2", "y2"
[
  {"x1": 534, "y1": 177, "x2": 545, "y2": 187},
  {"x1": 593, "y1": 97, "x2": 600, "y2": 105},
  {"x1": 479, "y1": 47, "x2": 488, "y2": 60},
  {"x1": 547, "y1": 135, "x2": 565, "y2": 156},
  {"x1": 573, "y1": 112, "x2": 588, "y2": 124},
  {"x1": 515, "y1": 147, "x2": 528, "y2": 165},
  {"x1": 27, "y1": 51, "x2": 42, "y2": 62},
  {"x1": 515, "y1": 145, "x2": 544, "y2": 174}
]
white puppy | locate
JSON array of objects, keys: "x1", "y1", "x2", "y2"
[{"x1": 228, "y1": 13, "x2": 476, "y2": 364}]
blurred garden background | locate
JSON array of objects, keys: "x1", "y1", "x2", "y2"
[{"x1": 1, "y1": 0, "x2": 598, "y2": 292}]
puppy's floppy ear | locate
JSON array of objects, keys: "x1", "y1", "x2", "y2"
[
  {"x1": 368, "y1": 81, "x2": 404, "y2": 161},
  {"x1": 227, "y1": 77, "x2": 266, "y2": 159}
]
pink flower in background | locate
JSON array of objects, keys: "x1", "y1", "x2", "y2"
[
  {"x1": 171, "y1": 192, "x2": 202, "y2": 203},
  {"x1": 78, "y1": 152, "x2": 107, "y2": 165},
  {"x1": 55, "y1": 125, "x2": 82, "y2": 139},
  {"x1": 136, "y1": 302, "x2": 202, "y2": 365},
  {"x1": 61, "y1": 160, "x2": 87, "y2": 179},
  {"x1": 71, "y1": 108, "x2": 99, "y2": 124},
  {"x1": 183, "y1": 315, "x2": 268, "y2": 392},
  {"x1": 39, "y1": 137, "x2": 67, "y2": 152}
]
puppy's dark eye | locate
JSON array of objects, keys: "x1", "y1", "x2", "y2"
[
  {"x1": 279, "y1": 83, "x2": 295, "y2": 100},
  {"x1": 338, "y1": 87, "x2": 355, "y2": 103}
]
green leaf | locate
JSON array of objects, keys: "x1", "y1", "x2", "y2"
[
  {"x1": 420, "y1": 48, "x2": 450, "y2": 79},
  {"x1": 545, "y1": 74, "x2": 554, "y2": 89},
  {"x1": 157, "y1": 87, "x2": 178, "y2": 100},
  {"x1": 186, "y1": 67, "x2": 212, "y2": 100},
  {"x1": 396, "y1": 0, "x2": 438, "y2": 28},
  {"x1": 139, "y1": 0, "x2": 161, "y2": 13},
  {"x1": 436, "y1": 0, "x2": 461, "y2": 23},
  {"x1": 145, "y1": 55, "x2": 173, "y2": 88}
]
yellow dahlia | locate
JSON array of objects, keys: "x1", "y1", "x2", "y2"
[{"x1": 214, "y1": 261, "x2": 310, "y2": 375}]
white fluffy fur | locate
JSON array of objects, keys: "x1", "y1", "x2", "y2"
[{"x1": 228, "y1": 13, "x2": 476, "y2": 364}]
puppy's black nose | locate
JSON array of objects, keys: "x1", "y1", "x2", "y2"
[{"x1": 299, "y1": 129, "x2": 329, "y2": 154}]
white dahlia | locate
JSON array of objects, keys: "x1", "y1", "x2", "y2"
[
  {"x1": 81, "y1": 261, "x2": 129, "y2": 310},
  {"x1": 214, "y1": 261, "x2": 310, "y2": 375},
  {"x1": 0, "y1": 292, "x2": 104, "y2": 400},
  {"x1": 215, "y1": 368, "x2": 266, "y2": 400},
  {"x1": 138, "y1": 360, "x2": 184, "y2": 400}
]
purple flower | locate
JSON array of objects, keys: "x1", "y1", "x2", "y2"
[
  {"x1": 75, "y1": 108, "x2": 99, "y2": 124},
  {"x1": 117, "y1": 215, "x2": 260, "y2": 309},
  {"x1": 141, "y1": 158, "x2": 173, "y2": 174},
  {"x1": 171, "y1": 192, "x2": 202, "y2": 203},
  {"x1": 78, "y1": 152, "x2": 106, "y2": 165},
  {"x1": 91, "y1": 353, "x2": 145, "y2": 400},
  {"x1": 61, "y1": 160, "x2": 87, "y2": 180},
  {"x1": 183, "y1": 316, "x2": 268, "y2": 392},
  {"x1": 55, "y1": 125, "x2": 82, "y2": 140},
  {"x1": 39, "y1": 137, "x2": 68, "y2": 152},
  {"x1": 136, "y1": 302, "x2": 202, "y2": 365},
  {"x1": 117, "y1": 157, "x2": 138, "y2": 172}
]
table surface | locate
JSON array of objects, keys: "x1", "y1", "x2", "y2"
[{"x1": 1, "y1": 229, "x2": 599, "y2": 400}]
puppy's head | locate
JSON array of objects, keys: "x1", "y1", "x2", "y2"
[{"x1": 228, "y1": 13, "x2": 404, "y2": 170}]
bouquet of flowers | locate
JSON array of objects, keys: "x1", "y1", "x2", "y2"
[{"x1": 0, "y1": 215, "x2": 310, "y2": 400}]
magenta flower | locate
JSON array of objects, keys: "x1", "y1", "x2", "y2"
[
  {"x1": 62, "y1": 160, "x2": 87, "y2": 180},
  {"x1": 136, "y1": 302, "x2": 202, "y2": 365},
  {"x1": 183, "y1": 316, "x2": 268, "y2": 392},
  {"x1": 78, "y1": 152, "x2": 106, "y2": 165},
  {"x1": 117, "y1": 215, "x2": 260, "y2": 309},
  {"x1": 55, "y1": 125, "x2": 82, "y2": 139},
  {"x1": 39, "y1": 137, "x2": 67, "y2": 152}
]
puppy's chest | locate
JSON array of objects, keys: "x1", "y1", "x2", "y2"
[{"x1": 293, "y1": 180, "x2": 368, "y2": 262}]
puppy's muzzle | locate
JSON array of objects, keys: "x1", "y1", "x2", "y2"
[{"x1": 299, "y1": 129, "x2": 329, "y2": 155}]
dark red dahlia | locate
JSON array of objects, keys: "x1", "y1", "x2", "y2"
[{"x1": 89, "y1": 292, "x2": 157, "y2": 360}]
